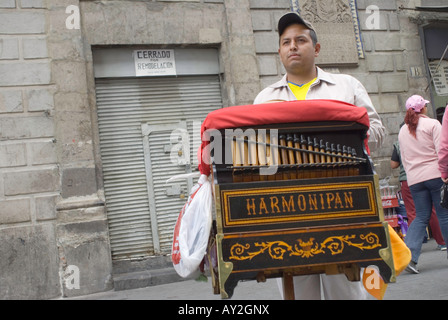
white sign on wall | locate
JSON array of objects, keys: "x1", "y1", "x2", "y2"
[
  {"x1": 429, "y1": 60, "x2": 448, "y2": 96},
  {"x1": 134, "y1": 49, "x2": 176, "y2": 76}
]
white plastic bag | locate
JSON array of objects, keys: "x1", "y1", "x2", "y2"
[{"x1": 171, "y1": 174, "x2": 212, "y2": 278}]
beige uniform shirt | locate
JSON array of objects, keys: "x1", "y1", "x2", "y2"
[{"x1": 254, "y1": 67, "x2": 385, "y2": 152}]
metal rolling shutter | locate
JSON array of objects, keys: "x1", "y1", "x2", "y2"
[{"x1": 95, "y1": 75, "x2": 222, "y2": 260}]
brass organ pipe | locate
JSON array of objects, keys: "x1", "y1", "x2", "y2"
[
  {"x1": 301, "y1": 135, "x2": 309, "y2": 164},
  {"x1": 232, "y1": 135, "x2": 243, "y2": 182},
  {"x1": 331, "y1": 143, "x2": 337, "y2": 177},
  {"x1": 257, "y1": 131, "x2": 267, "y2": 181},
  {"x1": 229, "y1": 135, "x2": 364, "y2": 181},
  {"x1": 269, "y1": 134, "x2": 280, "y2": 180},
  {"x1": 313, "y1": 138, "x2": 320, "y2": 163},
  {"x1": 331, "y1": 143, "x2": 337, "y2": 162},
  {"x1": 248, "y1": 131, "x2": 258, "y2": 167},
  {"x1": 319, "y1": 140, "x2": 326, "y2": 163},
  {"x1": 287, "y1": 134, "x2": 295, "y2": 164},
  {"x1": 294, "y1": 134, "x2": 302, "y2": 179},
  {"x1": 320, "y1": 139, "x2": 327, "y2": 178},
  {"x1": 336, "y1": 144, "x2": 342, "y2": 162},
  {"x1": 279, "y1": 134, "x2": 289, "y2": 180},
  {"x1": 287, "y1": 134, "x2": 297, "y2": 179},
  {"x1": 336, "y1": 144, "x2": 342, "y2": 177},
  {"x1": 230, "y1": 137, "x2": 365, "y2": 163},
  {"x1": 266, "y1": 134, "x2": 274, "y2": 181},
  {"x1": 242, "y1": 136, "x2": 250, "y2": 182},
  {"x1": 248, "y1": 131, "x2": 259, "y2": 181},
  {"x1": 228, "y1": 135, "x2": 365, "y2": 182},
  {"x1": 342, "y1": 145, "x2": 348, "y2": 176},
  {"x1": 347, "y1": 146, "x2": 353, "y2": 176},
  {"x1": 307, "y1": 136, "x2": 315, "y2": 164},
  {"x1": 313, "y1": 138, "x2": 321, "y2": 178},
  {"x1": 294, "y1": 134, "x2": 303, "y2": 164},
  {"x1": 325, "y1": 142, "x2": 332, "y2": 178},
  {"x1": 279, "y1": 135, "x2": 289, "y2": 165},
  {"x1": 352, "y1": 148, "x2": 360, "y2": 175},
  {"x1": 325, "y1": 142, "x2": 332, "y2": 163}
]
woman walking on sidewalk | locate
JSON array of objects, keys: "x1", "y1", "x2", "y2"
[
  {"x1": 438, "y1": 106, "x2": 448, "y2": 183},
  {"x1": 398, "y1": 95, "x2": 448, "y2": 273}
]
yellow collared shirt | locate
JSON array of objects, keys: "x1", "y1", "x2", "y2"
[{"x1": 287, "y1": 78, "x2": 317, "y2": 100}]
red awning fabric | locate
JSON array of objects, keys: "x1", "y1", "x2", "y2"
[{"x1": 198, "y1": 99, "x2": 370, "y2": 176}]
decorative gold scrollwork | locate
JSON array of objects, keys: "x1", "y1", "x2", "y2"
[{"x1": 229, "y1": 233, "x2": 381, "y2": 261}]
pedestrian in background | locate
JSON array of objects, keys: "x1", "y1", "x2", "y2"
[
  {"x1": 398, "y1": 95, "x2": 448, "y2": 274},
  {"x1": 391, "y1": 140, "x2": 446, "y2": 250},
  {"x1": 438, "y1": 106, "x2": 448, "y2": 184}
]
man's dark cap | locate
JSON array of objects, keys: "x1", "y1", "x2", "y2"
[{"x1": 278, "y1": 12, "x2": 316, "y2": 36}]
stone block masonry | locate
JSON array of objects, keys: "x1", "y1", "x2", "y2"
[
  {"x1": 3, "y1": 168, "x2": 59, "y2": 196},
  {"x1": 0, "y1": 224, "x2": 61, "y2": 299},
  {"x1": 0, "y1": 0, "x2": 62, "y2": 300},
  {"x1": 0, "y1": 2, "x2": 56, "y2": 202},
  {"x1": 1, "y1": 0, "x2": 112, "y2": 299},
  {"x1": 0, "y1": 11, "x2": 46, "y2": 34}
]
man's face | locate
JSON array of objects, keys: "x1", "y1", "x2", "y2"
[{"x1": 278, "y1": 24, "x2": 320, "y2": 75}]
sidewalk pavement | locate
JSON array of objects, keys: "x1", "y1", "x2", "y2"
[{"x1": 63, "y1": 239, "x2": 448, "y2": 300}]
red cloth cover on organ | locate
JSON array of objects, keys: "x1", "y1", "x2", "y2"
[{"x1": 198, "y1": 99, "x2": 370, "y2": 176}]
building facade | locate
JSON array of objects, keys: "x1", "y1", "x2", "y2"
[{"x1": 0, "y1": 0, "x2": 447, "y2": 299}]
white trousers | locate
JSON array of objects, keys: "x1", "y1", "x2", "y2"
[{"x1": 277, "y1": 273, "x2": 369, "y2": 300}]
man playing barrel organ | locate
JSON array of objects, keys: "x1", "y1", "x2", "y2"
[{"x1": 253, "y1": 12, "x2": 386, "y2": 300}]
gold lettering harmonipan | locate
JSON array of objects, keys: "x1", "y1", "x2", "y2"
[
  {"x1": 245, "y1": 191, "x2": 354, "y2": 215},
  {"x1": 221, "y1": 181, "x2": 377, "y2": 228}
]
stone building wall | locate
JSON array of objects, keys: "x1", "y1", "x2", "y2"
[
  {"x1": 0, "y1": 0, "x2": 262, "y2": 299},
  {"x1": 0, "y1": 0, "x2": 61, "y2": 299}
]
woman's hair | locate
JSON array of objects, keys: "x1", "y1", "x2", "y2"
[{"x1": 404, "y1": 108, "x2": 422, "y2": 138}]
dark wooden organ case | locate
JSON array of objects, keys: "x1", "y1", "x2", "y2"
[{"x1": 206, "y1": 120, "x2": 395, "y2": 299}]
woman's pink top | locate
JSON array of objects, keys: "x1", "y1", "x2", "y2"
[
  {"x1": 398, "y1": 115, "x2": 441, "y2": 186},
  {"x1": 439, "y1": 107, "x2": 448, "y2": 179}
]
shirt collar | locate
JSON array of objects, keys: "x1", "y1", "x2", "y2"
[
  {"x1": 316, "y1": 67, "x2": 336, "y2": 85},
  {"x1": 269, "y1": 67, "x2": 336, "y2": 89}
]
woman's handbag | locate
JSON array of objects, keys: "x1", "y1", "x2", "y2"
[{"x1": 440, "y1": 183, "x2": 448, "y2": 209}]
